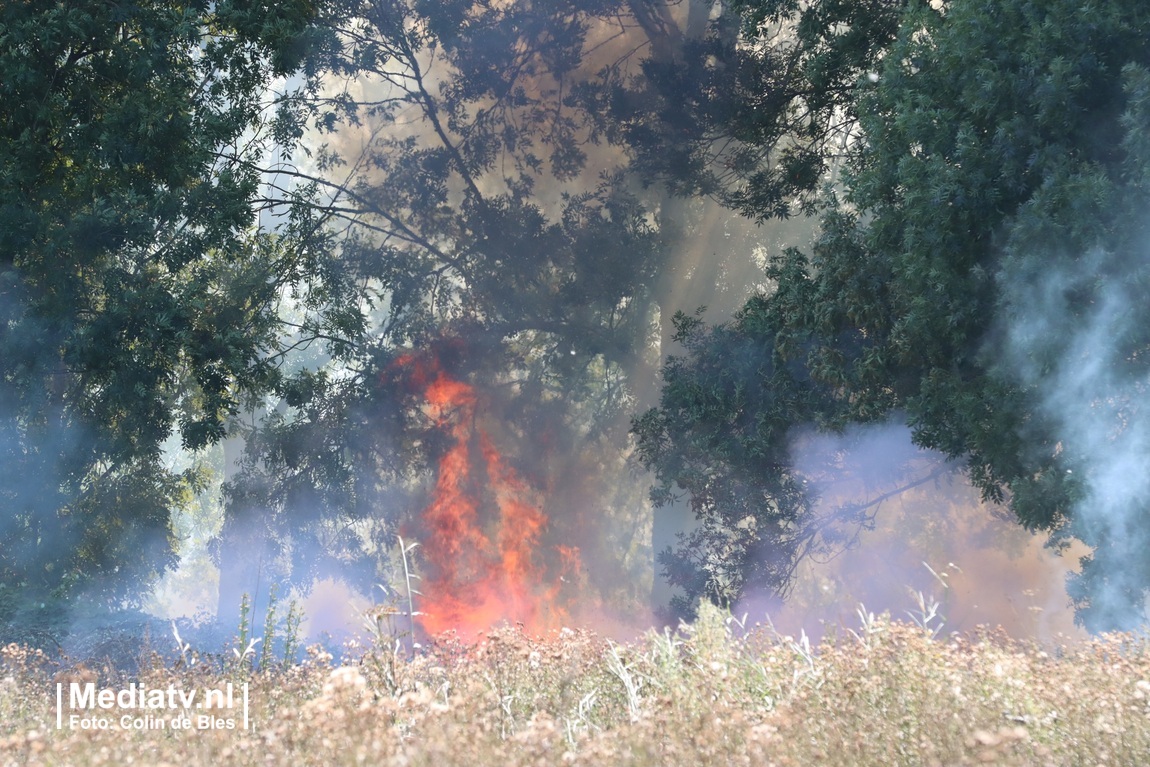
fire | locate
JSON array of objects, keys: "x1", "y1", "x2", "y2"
[{"x1": 394, "y1": 347, "x2": 576, "y2": 637}]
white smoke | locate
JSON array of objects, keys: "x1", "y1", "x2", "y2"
[{"x1": 999, "y1": 245, "x2": 1150, "y2": 631}]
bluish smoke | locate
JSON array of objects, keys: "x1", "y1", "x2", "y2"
[{"x1": 999, "y1": 246, "x2": 1150, "y2": 631}]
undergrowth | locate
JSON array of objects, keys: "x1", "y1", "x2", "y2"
[{"x1": 1, "y1": 602, "x2": 1148, "y2": 766}]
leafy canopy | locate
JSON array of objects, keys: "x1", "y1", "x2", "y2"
[{"x1": 0, "y1": 0, "x2": 348, "y2": 612}]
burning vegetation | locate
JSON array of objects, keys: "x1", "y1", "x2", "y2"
[{"x1": 394, "y1": 347, "x2": 580, "y2": 637}]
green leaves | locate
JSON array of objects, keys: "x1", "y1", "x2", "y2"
[{"x1": 0, "y1": 0, "x2": 343, "y2": 610}]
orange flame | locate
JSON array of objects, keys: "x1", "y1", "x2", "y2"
[{"x1": 396, "y1": 348, "x2": 576, "y2": 637}]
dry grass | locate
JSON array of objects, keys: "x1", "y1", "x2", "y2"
[{"x1": 2, "y1": 603, "x2": 1148, "y2": 766}]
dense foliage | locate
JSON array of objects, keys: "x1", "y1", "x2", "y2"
[{"x1": 0, "y1": 0, "x2": 349, "y2": 613}]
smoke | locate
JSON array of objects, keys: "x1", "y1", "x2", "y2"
[
  {"x1": 0, "y1": 276, "x2": 122, "y2": 626},
  {"x1": 197, "y1": 0, "x2": 787, "y2": 637},
  {"x1": 998, "y1": 245, "x2": 1150, "y2": 631},
  {"x1": 741, "y1": 421, "x2": 1085, "y2": 642}
]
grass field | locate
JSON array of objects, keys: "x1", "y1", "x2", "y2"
[{"x1": 2, "y1": 603, "x2": 1148, "y2": 766}]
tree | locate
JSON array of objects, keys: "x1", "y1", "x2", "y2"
[
  {"x1": 0, "y1": 0, "x2": 351, "y2": 620},
  {"x1": 210, "y1": 0, "x2": 675, "y2": 616},
  {"x1": 212, "y1": 0, "x2": 788, "y2": 621},
  {"x1": 635, "y1": 0, "x2": 1150, "y2": 630}
]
